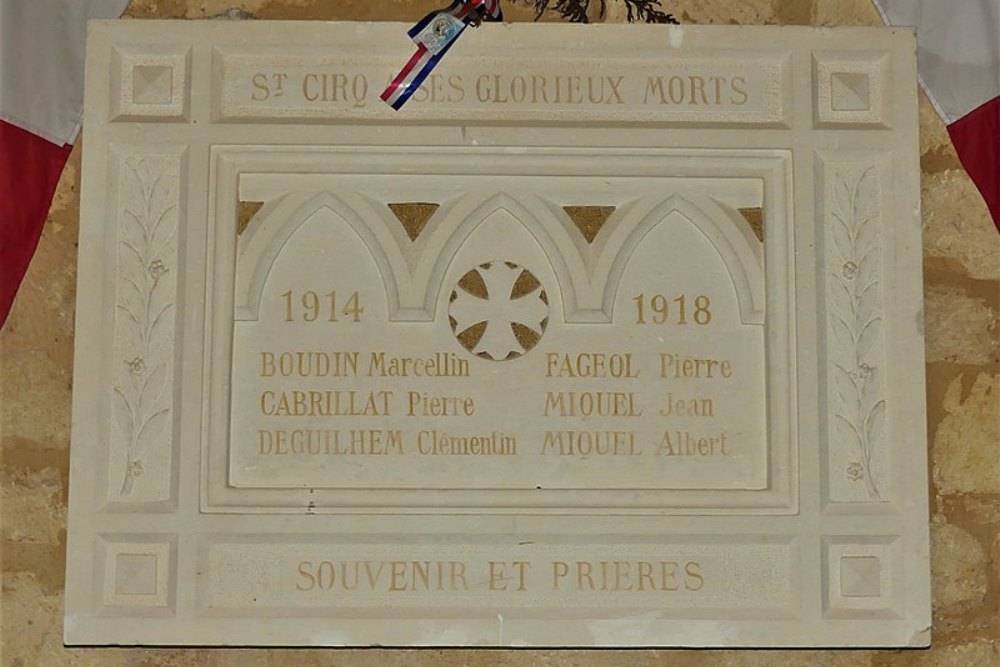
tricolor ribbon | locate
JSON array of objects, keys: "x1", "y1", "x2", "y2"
[{"x1": 381, "y1": 0, "x2": 503, "y2": 110}]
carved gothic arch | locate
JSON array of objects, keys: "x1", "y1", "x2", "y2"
[
  {"x1": 233, "y1": 191, "x2": 404, "y2": 321},
  {"x1": 233, "y1": 190, "x2": 763, "y2": 326},
  {"x1": 593, "y1": 194, "x2": 766, "y2": 325},
  {"x1": 413, "y1": 191, "x2": 585, "y2": 322}
]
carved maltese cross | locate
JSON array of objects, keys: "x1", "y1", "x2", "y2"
[{"x1": 448, "y1": 261, "x2": 549, "y2": 361}]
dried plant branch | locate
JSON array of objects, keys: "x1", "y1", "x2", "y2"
[{"x1": 527, "y1": 0, "x2": 678, "y2": 24}]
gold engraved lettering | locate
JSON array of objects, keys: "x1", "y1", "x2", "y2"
[
  {"x1": 552, "y1": 561, "x2": 569, "y2": 589},
  {"x1": 643, "y1": 75, "x2": 749, "y2": 106},
  {"x1": 475, "y1": 74, "x2": 493, "y2": 103},
  {"x1": 410, "y1": 73, "x2": 465, "y2": 104},
  {"x1": 660, "y1": 561, "x2": 679, "y2": 591},
  {"x1": 431, "y1": 74, "x2": 447, "y2": 103},
  {"x1": 411, "y1": 561, "x2": 430, "y2": 590},
  {"x1": 297, "y1": 561, "x2": 315, "y2": 590},
  {"x1": 364, "y1": 561, "x2": 385, "y2": 589},
  {"x1": 605, "y1": 76, "x2": 624, "y2": 104},
  {"x1": 545, "y1": 352, "x2": 639, "y2": 379},
  {"x1": 296, "y1": 560, "x2": 469, "y2": 592},
  {"x1": 406, "y1": 391, "x2": 475, "y2": 417},
  {"x1": 258, "y1": 429, "x2": 404, "y2": 456},
  {"x1": 668, "y1": 76, "x2": 685, "y2": 104},
  {"x1": 368, "y1": 351, "x2": 469, "y2": 377},
  {"x1": 634, "y1": 293, "x2": 712, "y2": 325},
  {"x1": 417, "y1": 430, "x2": 517, "y2": 456},
  {"x1": 540, "y1": 430, "x2": 641, "y2": 459},
  {"x1": 685, "y1": 561, "x2": 705, "y2": 591},
  {"x1": 389, "y1": 562, "x2": 408, "y2": 591},
  {"x1": 250, "y1": 72, "x2": 287, "y2": 101},
  {"x1": 301, "y1": 75, "x2": 318, "y2": 101},
  {"x1": 614, "y1": 561, "x2": 632, "y2": 591},
  {"x1": 659, "y1": 353, "x2": 733, "y2": 379},
  {"x1": 730, "y1": 76, "x2": 749, "y2": 105},
  {"x1": 488, "y1": 561, "x2": 529, "y2": 591},
  {"x1": 281, "y1": 290, "x2": 364, "y2": 323},
  {"x1": 657, "y1": 430, "x2": 730, "y2": 456},
  {"x1": 543, "y1": 391, "x2": 642, "y2": 419},
  {"x1": 658, "y1": 392, "x2": 715, "y2": 417},
  {"x1": 474, "y1": 74, "x2": 625, "y2": 105},
  {"x1": 550, "y1": 560, "x2": 704, "y2": 592},
  {"x1": 637, "y1": 561, "x2": 655, "y2": 591},
  {"x1": 531, "y1": 75, "x2": 549, "y2": 103},
  {"x1": 301, "y1": 73, "x2": 368, "y2": 107},
  {"x1": 448, "y1": 74, "x2": 465, "y2": 102},
  {"x1": 259, "y1": 389, "x2": 391, "y2": 417},
  {"x1": 351, "y1": 429, "x2": 399, "y2": 455},
  {"x1": 689, "y1": 75, "x2": 708, "y2": 105},
  {"x1": 260, "y1": 351, "x2": 359, "y2": 377},
  {"x1": 642, "y1": 76, "x2": 665, "y2": 104},
  {"x1": 251, "y1": 73, "x2": 269, "y2": 101},
  {"x1": 567, "y1": 75, "x2": 583, "y2": 104}
]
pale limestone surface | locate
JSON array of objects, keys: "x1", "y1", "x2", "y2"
[
  {"x1": 2, "y1": 0, "x2": 999, "y2": 664},
  {"x1": 63, "y1": 18, "x2": 926, "y2": 646}
]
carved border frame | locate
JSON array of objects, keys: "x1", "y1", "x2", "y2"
[{"x1": 200, "y1": 146, "x2": 796, "y2": 514}]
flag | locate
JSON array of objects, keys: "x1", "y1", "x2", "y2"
[
  {"x1": 873, "y1": 0, "x2": 1000, "y2": 232},
  {"x1": 0, "y1": 0, "x2": 130, "y2": 328}
]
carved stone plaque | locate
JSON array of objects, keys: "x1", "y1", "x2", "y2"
[{"x1": 66, "y1": 21, "x2": 931, "y2": 647}]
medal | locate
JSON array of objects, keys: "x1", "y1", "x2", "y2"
[
  {"x1": 414, "y1": 13, "x2": 466, "y2": 55},
  {"x1": 381, "y1": 0, "x2": 503, "y2": 110}
]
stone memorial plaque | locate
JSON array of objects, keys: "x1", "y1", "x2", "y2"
[{"x1": 66, "y1": 21, "x2": 931, "y2": 646}]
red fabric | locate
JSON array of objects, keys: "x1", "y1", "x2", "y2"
[
  {"x1": 947, "y1": 95, "x2": 1000, "y2": 232},
  {"x1": 0, "y1": 119, "x2": 72, "y2": 327}
]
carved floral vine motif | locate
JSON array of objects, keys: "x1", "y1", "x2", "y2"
[
  {"x1": 828, "y1": 164, "x2": 885, "y2": 500},
  {"x1": 113, "y1": 157, "x2": 177, "y2": 496}
]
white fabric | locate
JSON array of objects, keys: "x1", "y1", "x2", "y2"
[
  {"x1": 1, "y1": 0, "x2": 129, "y2": 145},
  {"x1": 873, "y1": 0, "x2": 1000, "y2": 123}
]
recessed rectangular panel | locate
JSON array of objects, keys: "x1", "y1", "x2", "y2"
[
  {"x1": 200, "y1": 535, "x2": 796, "y2": 618},
  {"x1": 215, "y1": 49, "x2": 790, "y2": 125},
  {"x1": 67, "y1": 21, "x2": 929, "y2": 647},
  {"x1": 224, "y1": 160, "x2": 772, "y2": 497}
]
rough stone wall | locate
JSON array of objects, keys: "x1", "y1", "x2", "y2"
[{"x1": 1, "y1": 0, "x2": 997, "y2": 664}]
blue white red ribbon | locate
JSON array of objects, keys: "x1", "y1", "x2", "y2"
[{"x1": 381, "y1": 0, "x2": 503, "y2": 110}]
